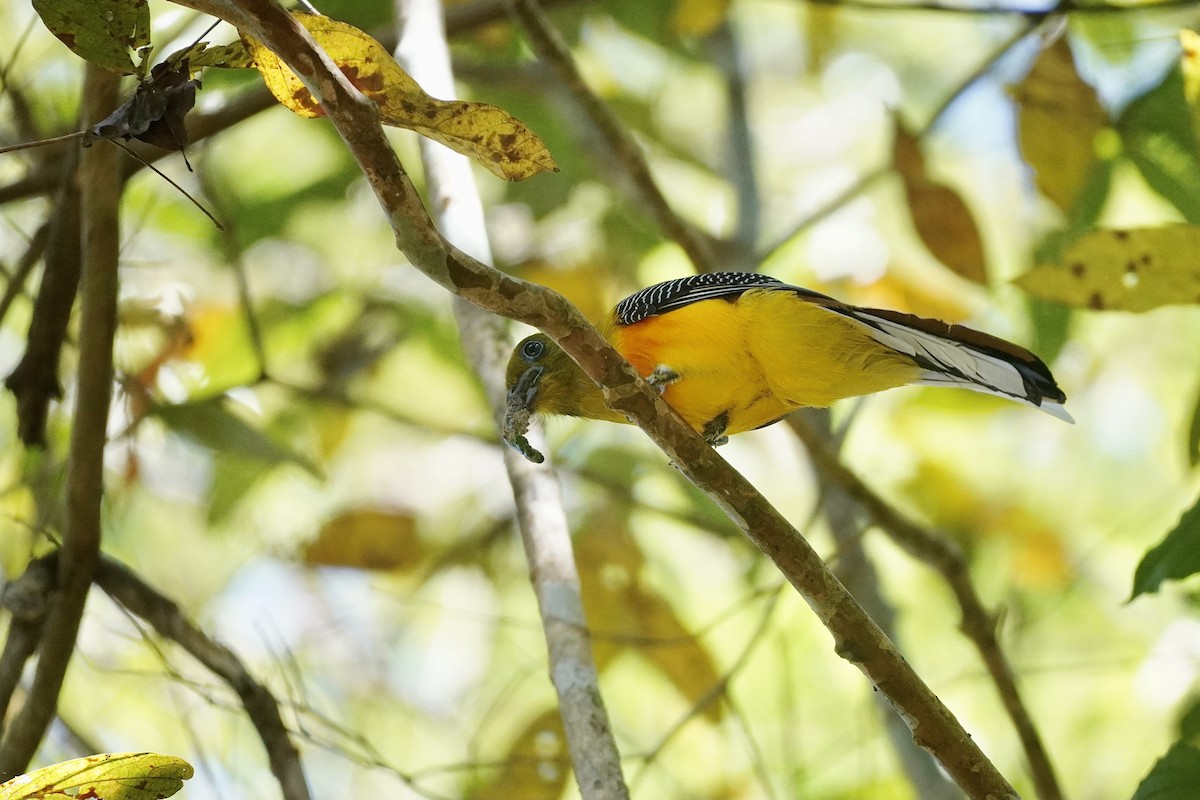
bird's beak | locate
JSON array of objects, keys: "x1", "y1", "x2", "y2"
[
  {"x1": 508, "y1": 365, "x2": 544, "y2": 411},
  {"x1": 502, "y1": 365, "x2": 545, "y2": 463}
]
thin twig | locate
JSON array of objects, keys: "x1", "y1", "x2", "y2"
[
  {"x1": 94, "y1": 557, "x2": 314, "y2": 800},
  {"x1": 789, "y1": 413, "x2": 1063, "y2": 800},
  {"x1": 0, "y1": 65, "x2": 121, "y2": 781},
  {"x1": 393, "y1": 0, "x2": 631, "y2": 796},
  {"x1": 162, "y1": 2, "x2": 1020, "y2": 795},
  {"x1": 0, "y1": 222, "x2": 47, "y2": 331},
  {"x1": 505, "y1": 0, "x2": 720, "y2": 272}
]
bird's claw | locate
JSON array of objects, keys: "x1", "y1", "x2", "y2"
[
  {"x1": 702, "y1": 413, "x2": 729, "y2": 447},
  {"x1": 646, "y1": 365, "x2": 680, "y2": 394}
]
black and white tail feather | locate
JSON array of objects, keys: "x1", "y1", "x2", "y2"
[
  {"x1": 835, "y1": 306, "x2": 1074, "y2": 423},
  {"x1": 614, "y1": 272, "x2": 1072, "y2": 423}
]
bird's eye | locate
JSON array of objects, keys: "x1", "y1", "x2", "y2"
[{"x1": 520, "y1": 339, "x2": 545, "y2": 362}]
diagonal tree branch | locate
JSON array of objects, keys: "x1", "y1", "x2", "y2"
[{"x1": 160, "y1": 1, "x2": 1021, "y2": 796}]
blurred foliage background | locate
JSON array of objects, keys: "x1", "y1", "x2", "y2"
[{"x1": 3, "y1": 0, "x2": 1200, "y2": 797}]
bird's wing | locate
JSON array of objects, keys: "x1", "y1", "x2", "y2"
[{"x1": 614, "y1": 272, "x2": 834, "y2": 325}]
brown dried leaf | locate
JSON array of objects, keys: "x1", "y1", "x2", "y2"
[
  {"x1": 893, "y1": 126, "x2": 987, "y2": 284},
  {"x1": 303, "y1": 508, "x2": 423, "y2": 571},
  {"x1": 244, "y1": 13, "x2": 557, "y2": 181}
]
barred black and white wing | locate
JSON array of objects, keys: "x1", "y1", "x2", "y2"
[
  {"x1": 614, "y1": 272, "x2": 832, "y2": 325},
  {"x1": 826, "y1": 305, "x2": 1073, "y2": 422}
]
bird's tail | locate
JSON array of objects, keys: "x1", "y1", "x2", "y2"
[{"x1": 833, "y1": 306, "x2": 1073, "y2": 423}]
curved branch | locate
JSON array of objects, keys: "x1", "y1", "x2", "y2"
[
  {"x1": 161, "y1": 1, "x2": 1020, "y2": 796},
  {"x1": 95, "y1": 557, "x2": 312, "y2": 800}
]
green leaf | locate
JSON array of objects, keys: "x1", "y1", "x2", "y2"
[
  {"x1": 1131, "y1": 493, "x2": 1200, "y2": 599},
  {"x1": 161, "y1": 40, "x2": 254, "y2": 72},
  {"x1": 31, "y1": 0, "x2": 150, "y2": 76},
  {"x1": 1118, "y1": 66, "x2": 1200, "y2": 223},
  {"x1": 0, "y1": 752, "x2": 193, "y2": 800},
  {"x1": 1131, "y1": 741, "x2": 1200, "y2": 800},
  {"x1": 152, "y1": 397, "x2": 321, "y2": 478},
  {"x1": 1188, "y1": 385, "x2": 1200, "y2": 468}
]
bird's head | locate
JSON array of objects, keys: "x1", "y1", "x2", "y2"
[
  {"x1": 505, "y1": 333, "x2": 597, "y2": 418},
  {"x1": 503, "y1": 332, "x2": 627, "y2": 460}
]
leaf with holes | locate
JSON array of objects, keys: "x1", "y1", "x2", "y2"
[
  {"x1": 1016, "y1": 225, "x2": 1200, "y2": 311},
  {"x1": 244, "y1": 13, "x2": 557, "y2": 180},
  {"x1": 31, "y1": 0, "x2": 150, "y2": 75},
  {"x1": 0, "y1": 752, "x2": 192, "y2": 800}
]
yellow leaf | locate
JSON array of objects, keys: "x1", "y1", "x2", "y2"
[
  {"x1": 244, "y1": 13, "x2": 557, "y2": 181},
  {"x1": 893, "y1": 126, "x2": 987, "y2": 284},
  {"x1": 1016, "y1": 224, "x2": 1200, "y2": 311},
  {"x1": 671, "y1": 0, "x2": 730, "y2": 38},
  {"x1": 1182, "y1": 29, "x2": 1200, "y2": 105},
  {"x1": 1012, "y1": 38, "x2": 1109, "y2": 211},
  {"x1": 576, "y1": 512, "x2": 723, "y2": 722},
  {"x1": 474, "y1": 709, "x2": 568, "y2": 800},
  {"x1": 0, "y1": 753, "x2": 193, "y2": 800},
  {"x1": 303, "y1": 508, "x2": 422, "y2": 571}
]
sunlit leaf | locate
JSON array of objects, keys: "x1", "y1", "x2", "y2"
[
  {"x1": 0, "y1": 752, "x2": 192, "y2": 800},
  {"x1": 303, "y1": 508, "x2": 422, "y2": 571},
  {"x1": 244, "y1": 13, "x2": 557, "y2": 180},
  {"x1": 893, "y1": 125, "x2": 987, "y2": 284},
  {"x1": 1016, "y1": 225, "x2": 1200, "y2": 312},
  {"x1": 671, "y1": 0, "x2": 729, "y2": 38},
  {"x1": 1012, "y1": 37, "x2": 1109, "y2": 211},
  {"x1": 161, "y1": 40, "x2": 254, "y2": 71},
  {"x1": 31, "y1": 0, "x2": 149, "y2": 75},
  {"x1": 1131, "y1": 493, "x2": 1200, "y2": 599},
  {"x1": 1182, "y1": 29, "x2": 1200, "y2": 105},
  {"x1": 1189, "y1": 385, "x2": 1200, "y2": 468},
  {"x1": 1130, "y1": 741, "x2": 1200, "y2": 800},
  {"x1": 152, "y1": 397, "x2": 321, "y2": 477},
  {"x1": 474, "y1": 709, "x2": 568, "y2": 800},
  {"x1": 1118, "y1": 65, "x2": 1200, "y2": 223}
]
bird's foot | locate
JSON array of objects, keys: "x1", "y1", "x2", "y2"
[
  {"x1": 646, "y1": 364, "x2": 680, "y2": 394},
  {"x1": 702, "y1": 413, "x2": 729, "y2": 447}
]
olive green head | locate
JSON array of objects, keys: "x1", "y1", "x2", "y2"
[{"x1": 504, "y1": 333, "x2": 621, "y2": 422}]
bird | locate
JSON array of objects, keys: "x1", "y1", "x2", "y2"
[{"x1": 504, "y1": 272, "x2": 1071, "y2": 456}]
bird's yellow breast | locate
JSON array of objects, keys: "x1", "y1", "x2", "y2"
[{"x1": 610, "y1": 289, "x2": 923, "y2": 435}]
